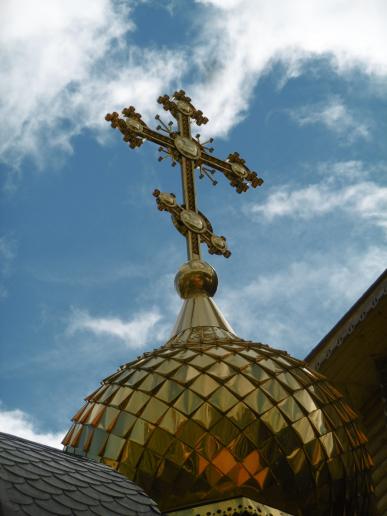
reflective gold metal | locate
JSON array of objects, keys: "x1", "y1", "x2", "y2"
[
  {"x1": 175, "y1": 260, "x2": 218, "y2": 299},
  {"x1": 64, "y1": 327, "x2": 373, "y2": 513},
  {"x1": 105, "y1": 91, "x2": 263, "y2": 261},
  {"x1": 63, "y1": 91, "x2": 373, "y2": 515},
  {"x1": 171, "y1": 293, "x2": 235, "y2": 338}
]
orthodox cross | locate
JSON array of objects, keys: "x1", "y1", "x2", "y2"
[{"x1": 105, "y1": 90, "x2": 263, "y2": 261}]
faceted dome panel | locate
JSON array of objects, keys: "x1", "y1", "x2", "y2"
[{"x1": 63, "y1": 330, "x2": 373, "y2": 515}]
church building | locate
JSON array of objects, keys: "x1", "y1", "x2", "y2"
[{"x1": 0, "y1": 92, "x2": 384, "y2": 515}]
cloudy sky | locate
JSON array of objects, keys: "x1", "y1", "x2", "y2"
[{"x1": 1, "y1": 0, "x2": 386, "y2": 447}]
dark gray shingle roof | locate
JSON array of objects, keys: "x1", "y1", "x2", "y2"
[{"x1": 0, "y1": 432, "x2": 160, "y2": 515}]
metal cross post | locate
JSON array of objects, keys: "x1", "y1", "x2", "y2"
[{"x1": 105, "y1": 90, "x2": 263, "y2": 261}]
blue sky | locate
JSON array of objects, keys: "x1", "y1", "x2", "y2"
[{"x1": 1, "y1": 0, "x2": 386, "y2": 446}]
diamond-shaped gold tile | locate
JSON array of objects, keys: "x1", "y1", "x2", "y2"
[
  {"x1": 292, "y1": 417, "x2": 316, "y2": 444},
  {"x1": 189, "y1": 354, "x2": 216, "y2": 369},
  {"x1": 320, "y1": 432, "x2": 336, "y2": 457},
  {"x1": 141, "y1": 397, "x2": 169, "y2": 424},
  {"x1": 97, "y1": 384, "x2": 120, "y2": 404},
  {"x1": 121, "y1": 440, "x2": 144, "y2": 470},
  {"x1": 244, "y1": 420, "x2": 271, "y2": 446},
  {"x1": 104, "y1": 433, "x2": 126, "y2": 460},
  {"x1": 172, "y1": 348, "x2": 197, "y2": 361},
  {"x1": 212, "y1": 448, "x2": 237, "y2": 475},
  {"x1": 223, "y1": 353, "x2": 250, "y2": 370},
  {"x1": 147, "y1": 427, "x2": 174, "y2": 455},
  {"x1": 84, "y1": 403, "x2": 105, "y2": 426},
  {"x1": 226, "y1": 375, "x2": 255, "y2": 397},
  {"x1": 189, "y1": 374, "x2": 219, "y2": 397},
  {"x1": 209, "y1": 386, "x2": 238, "y2": 412},
  {"x1": 140, "y1": 448, "x2": 163, "y2": 476},
  {"x1": 260, "y1": 379, "x2": 288, "y2": 402},
  {"x1": 195, "y1": 433, "x2": 223, "y2": 461},
  {"x1": 259, "y1": 358, "x2": 283, "y2": 374},
  {"x1": 244, "y1": 390, "x2": 272, "y2": 415},
  {"x1": 211, "y1": 417, "x2": 239, "y2": 446},
  {"x1": 173, "y1": 389, "x2": 203, "y2": 416},
  {"x1": 172, "y1": 364, "x2": 200, "y2": 383},
  {"x1": 159, "y1": 407, "x2": 188, "y2": 434},
  {"x1": 155, "y1": 379, "x2": 184, "y2": 403},
  {"x1": 125, "y1": 369, "x2": 148, "y2": 387},
  {"x1": 124, "y1": 391, "x2": 150, "y2": 415},
  {"x1": 109, "y1": 386, "x2": 133, "y2": 408},
  {"x1": 294, "y1": 389, "x2": 317, "y2": 412},
  {"x1": 304, "y1": 438, "x2": 325, "y2": 467},
  {"x1": 129, "y1": 418, "x2": 154, "y2": 446},
  {"x1": 277, "y1": 371, "x2": 302, "y2": 391},
  {"x1": 240, "y1": 348, "x2": 260, "y2": 360},
  {"x1": 165, "y1": 439, "x2": 193, "y2": 467},
  {"x1": 192, "y1": 402, "x2": 222, "y2": 430},
  {"x1": 86, "y1": 427, "x2": 108, "y2": 458},
  {"x1": 242, "y1": 449, "x2": 263, "y2": 475},
  {"x1": 278, "y1": 397, "x2": 304, "y2": 422},
  {"x1": 138, "y1": 373, "x2": 165, "y2": 393},
  {"x1": 226, "y1": 402, "x2": 256, "y2": 430},
  {"x1": 287, "y1": 447, "x2": 308, "y2": 475},
  {"x1": 261, "y1": 406, "x2": 287, "y2": 433},
  {"x1": 141, "y1": 356, "x2": 165, "y2": 370},
  {"x1": 155, "y1": 359, "x2": 181, "y2": 376},
  {"x1": 206, "y1": 361, "x2": 235, "y2": 380},
  {"x1": 206, "y1": 346, "x2": 232, "y2": 358},
  {"x1": 177, "y1": 419, "x2": 204, "y2": 447},
  {"x1": 309, "y1": 409, "x2": 331, "y2": 435},
  {"x1": 97, "y1": 406, "x2": 120, "y2": 432},
  {"x1": 112, "y1": 411, "x2": 136, "y2": 438},
  {"x1": 243, "y1": 363, "x2": 270, "y2": 383}
]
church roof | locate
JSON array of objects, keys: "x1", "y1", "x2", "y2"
[
  {"x1": 306, "y1": 268, "x2": 387, "y2": 369},
  {"x1": 0, "y1": 432, "x2": 160, "y2": 515},
  {"x1": 306, "y1": 269, "x2": 387, "y2": 515}
]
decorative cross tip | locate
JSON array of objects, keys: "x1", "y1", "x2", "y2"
[
  {"x1": 158, "y1": 90, "x2": 209, "y2": 126},
  {"x1": 105, "y1": 107, "x2": 147, "y2": 149}
]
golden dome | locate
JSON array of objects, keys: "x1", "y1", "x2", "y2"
[{"x1": 63, "y1": 326, "x2": 372, "y2": 514}]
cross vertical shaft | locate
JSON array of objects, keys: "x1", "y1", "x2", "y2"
[{"x1": 177, "y1": 111, "x2": 201, "y2": 261}]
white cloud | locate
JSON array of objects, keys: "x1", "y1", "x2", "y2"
[
  {"x1": 0, "y1": 0, "x2": 186, "y2": 169},
  {"x1": 68, "y1": 307, "x2": 168, "y2": 348},
  {"x1": 246, "y1": 162, "x2": 387, "y2": 232},
  {"x1": 288, "y1": 98, "x2": 370, "y2": 142},
  {"x1": 191, "y1": 0, "x2": 387, "y2": 136},
  {"x1": 2, "y1": 1, "x2": 386, "y2": 167},
  {"x1": 0, "y1": 405, "x2": 64, "y2": 448},
  {"x1": 219, "y1": 245, "x2": 387, "y2": 355}
]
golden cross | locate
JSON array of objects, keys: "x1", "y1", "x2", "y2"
[{"x1": 105, "y1": 90, "x2": 263, "y2": 261}]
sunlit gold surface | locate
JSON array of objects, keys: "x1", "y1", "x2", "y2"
[
  {"x1": 171, "y1": 296, "x2": 235, "y2": 338},
  {"x1": 167, "y1": 496, "x2": 294, "y2": 516},
  {"x1": 64, "y1": 328, "x2": 373, "y2": 514},
  {"x1": 174, "y1": 135, "x2": 201, "y2": 160},
  {"x1": 175, "y1": 260, "x2": 218, "y2": 299},
  {"x1": 105, "y1": 91, "x2": 264, "y2": 262}
]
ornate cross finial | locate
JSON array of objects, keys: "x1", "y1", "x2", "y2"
[{"x1": 105, "y1": 90, "x2": 263, "y2": 261}]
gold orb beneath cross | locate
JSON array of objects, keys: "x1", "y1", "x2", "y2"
[{"x1": 175, "y1": 260, "x2": 218, "y2": 299}]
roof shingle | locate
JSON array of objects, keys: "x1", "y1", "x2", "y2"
[{"x1": 0, "y1": 432, "x2": 160, "y2": 515}]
